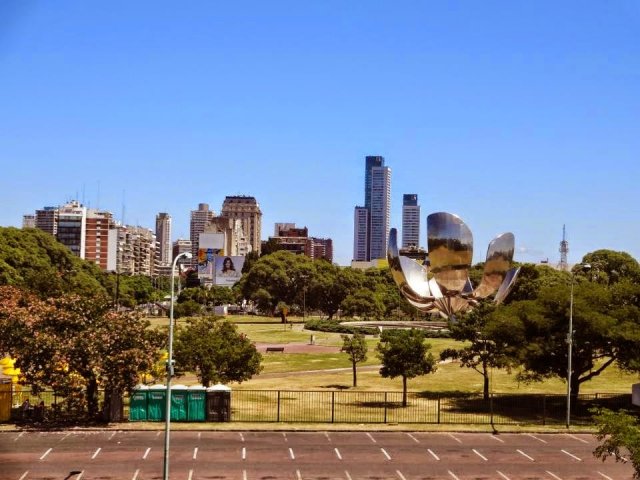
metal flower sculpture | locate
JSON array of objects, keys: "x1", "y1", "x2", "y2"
[{"x1": 388, "y1": 212, "x2": 520, "y2": 319}]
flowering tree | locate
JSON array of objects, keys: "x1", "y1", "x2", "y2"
[{"x1": 0, "y1": 286, "x2": 164, "y2": 420}]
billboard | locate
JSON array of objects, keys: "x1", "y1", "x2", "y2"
[
  {"x1": 198, "y1": 233, "x2": 225, "y2": 281},
  {"x1": 214, "y1": 255, "x2": 244, "y2": 286}
]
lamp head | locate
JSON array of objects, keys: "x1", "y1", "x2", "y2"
[{"x1": 183, "y1": 252, "x2": 193, "y2": 260}]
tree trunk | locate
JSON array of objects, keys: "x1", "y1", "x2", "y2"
[
  {"x1": 483, "y1": 372, "x2": 490, "y2": 401},
  {"x1": 352, "y1": 361, "x2": 357, "y2": 387},
  {"x1": 402, "y1": 376, "x2": 408, "y2": 407},
  {"x1": 86, "y1": 377, "x2": 99, "y2": 418},
  {"x1": 102, "y1": 389, "x2": 123, "y2": 422},
  {"x1": 482, "y1": 359, "x2": 490, "y2": 401}
]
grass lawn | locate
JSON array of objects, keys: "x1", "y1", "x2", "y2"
[{"x1": 165, "y1": 321, "x2": 639, "y2": 396}]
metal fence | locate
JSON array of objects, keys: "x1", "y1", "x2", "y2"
[
  {"x1": 8, "y1": 387, "x2": 632, "y2": 425},
  {"x1": 230, "y1": 390, "x2": 632, "y2": 425}
]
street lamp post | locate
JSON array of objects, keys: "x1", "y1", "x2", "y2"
[
  {"x1": 566, "y1": 263, "x2": 590, "y2": 429},
  {"x1": 163, "y1": 251, "x2": 192, "y2": 480}
]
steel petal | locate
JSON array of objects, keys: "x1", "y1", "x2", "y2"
[
  {"x1": 473, "y1": 232, "x2": 515, "y2": 299},
  {"x1": 494, "y1": 266, "x2": 521, "y2": 304},
  {"x1": 427, "y1": 212, "x2": 473, "y2": 294}
]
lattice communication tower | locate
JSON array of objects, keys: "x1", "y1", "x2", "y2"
[{"x1": 558, "y1": 224, "x2": 569, "y2": 272}]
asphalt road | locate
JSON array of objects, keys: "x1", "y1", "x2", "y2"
[{"x1": 0, "y1": 430, "x2": 633, "y2": 480}]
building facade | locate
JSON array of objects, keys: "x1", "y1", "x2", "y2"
[
  {"x1": 221, "y1": 196, "x2": 262, "y2": 255},
  {"x1": 401, "y1": 193, "x2": 420, "y2": 248},
  {"x1": 354, "y1": 156, "x2": 391, "y2": 261},
  {"x1": 22, "y1": 214, "x2": 35, "y2": 228},
  {"x1": 190, "y1": 203, "x2": 216, "y2": 268},
  {"x1": 155, "y1": 212, "x2": 172, "y2": 266},
  {"x1": 85, "y1": 209, "x2": 114, "y2": 270},
  {"x1": 353, "y1": 206, "x2": 369, "y2": 261}
]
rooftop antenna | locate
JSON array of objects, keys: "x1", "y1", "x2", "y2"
[
  {"x1": 559, "y1": 224, "x2": 569, "y2": 272},
  {"x1": 121, "y1": 189, "x2": 126, "y2": 226}
]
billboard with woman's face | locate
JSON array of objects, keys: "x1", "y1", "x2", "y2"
[{"x1": 214, "y1": 256, "x2": 244, "y2": 286}]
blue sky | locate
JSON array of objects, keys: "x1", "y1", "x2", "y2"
[{"x1": 1, "y1": 1, "x2": 638, "y2": 266}]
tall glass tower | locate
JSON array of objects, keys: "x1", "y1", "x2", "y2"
[
  {"x1": 401, "y1": 194, "x2": 420, "y2": 248},
  {"x1": 354, "y1": 156, "x2": 391, "y2": 261}
]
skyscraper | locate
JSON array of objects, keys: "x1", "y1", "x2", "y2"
[
  {"x1": 190, "y1": 203, "x2": 216, "y2": 267},
  {"x1": 401, "y1": 194, "x2": 420, "y2": 248},
  {"x1": 353, "y1": 156, "x2": 391, "y2": 261},
  {"x1": 221, "y1": 196, "x2": 262, "y2": 255},
  {"x1": 155, "y1": 212, "x2": 172, "y2": 266}
]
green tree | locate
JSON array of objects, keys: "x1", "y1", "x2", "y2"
[
  {"x1": 376, "y1": 329, "x2": 437, "y2": 406},
  {"x1": 0, "y1": 286, "x2": 163, "y2": 419},
  {"x1": 494, "y1": 279, "x2": 640, "y2": 396},
  {"x1": 341, "y1": 333, "x2": 368, "y2": 387},
  {"x1": 0, "y1": 227, "x2": 105, "y2": 298},
  {"x1": 239, "y1": 250, "x2": 314, "y2": 315},
  {"x1": 592, "y1": 409, "x2": 640, "y2": 478},
  {"x1": 173, "y1": 316, "x2": 262, "y2": 386},
  {"x1": 440, "y1": 302, "x2": 515, "y2": 400},
  {"x1": 341, "y1": 288, "x2": 384, "y2": 320}
]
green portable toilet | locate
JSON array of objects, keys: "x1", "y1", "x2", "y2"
[
  {"x1": 187, "y1": 386, "x2": 206, "y2": 422},
  {"x1": 147, "y1": 384, "x2": 166, "y2": 421},
  {"x1": 206, "y1": 384, "x2": 231, "y2": 422},
  {"x1": 170, "y1": 385, "x2": 188, "y2": 421},
  {"x1": 129, "y1": 385, "x2": 149, "y2": 421}
]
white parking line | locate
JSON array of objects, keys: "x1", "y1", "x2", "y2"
[
  {"x1": 381, "y1": 448, "x2": 391, "y2": 460},
  {"x1": 155, "y1": 431, "x2": 161, "y2": 437},
  {"x1": 345, "y1": 470, "x2": 353, "y2": 480},
  {"x1": 108, "y1": 432, "x2": 117, "y2": 441},
  {"x1": 296, "y1": 469, "x2": 302, "y2": 480},
  {"x1": 396, "y1": 470, "x2": 407, "y2": 480},
  {"x1": 39, "y1": 448, "x2": 52, "y2": 460},
  {"x1": 18, "y1": 471, "x2": 28, "y2": 480},
  {"x1": 242, "y1": 470, "x2": 247, "y2": 480},
  {"x1": 335, "y1": 448, "x2": 342, "y2": 460},
  {"x1": 448, "y1": 470, "x2": 460, "y2": 480},
  {"x1": 187, "y1": 469, "x2": 193, "y2": 480},
  {"x1": 76, "y1": 471, "x2": 84, "y2": 480},
  {"x1": 239, "y1": 432, "x2": 245, "y2": 442},
  {"x1": 448, "y1": 433, "x2": 462, "y2": 444},
  {"x1": 473, "y1": 449, "x2": 488, "y2": 461},
  {"x1": 193, "y1": 447, "x2": 198, "y2": 460},
  {"x1": 366, "y1": 433, "x2": 377, "y2": 443},
  {"x1": 565, "y1": 433, "x2": 589, "y2": 444},
  {"x1": 597, "y1": 473, "x2": 614, "y2": 480},
  {"x1": 289, "y1": 447, "x2": 295, "y2": 460},
  {"x1": 242, "y1": 447, "x2": 246, "y2": 460},
  {"x1": 517, "y1": 449, "x2": 535, "y2": 461},
  {"x1": 490, "y1": 434, "x2": 505, "y2": 443},
  {"x1": 497, "y1": 471, "x2": 511, "y2": 480},
  {"x1": 61, "y1": 433, "x2": 71, "y2": 441},
  {"x1": 91, "y1": 447, "x2": 101, "y2": 459},
  {"x1": 406, "y1": 433, "x2": 419, "y2": 443},
  {"x1": 561, "y1": 449, "x2": 582, "y2": 461},
  {"x1": 142, "y1": 447, "x2": 151, "y2": 459},
  {"x1": 283, "y1": 432, "x2": 288, "y2": 442},
  {"x1": 325, "y1": 432, "x2": 331, "y2": 442},
  {"x1": 546, "y1": 471, "x2": 562, "y2": 480},
  {"x1": 428, "y1": 448, "x2": 440, "y2": 461},
  {"x1": 14, "y1": 432, "x2": 25, "y2": 441},
  {"x1": 131, "y1": 469, "x2": 139, "y2": 480},
  {"x1": 197, "y1": 432, "x2": 201, "y2": 440},
  {"x1": 527, "y1": 433, "x2": 547, "y2": 443}
]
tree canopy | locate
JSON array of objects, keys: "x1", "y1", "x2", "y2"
[
  {"x1": 0, "y1": 227, "x2": 106, "y2": 298},
  {"x1": 0, "y1": 285, "x2": 163, "y2": 419},
  {"x1": 376, "y1": 329, "x2": 437, "y2": 406},
  {"x1": 173, "y1": 316, "x2": 262, "y2": 387}
]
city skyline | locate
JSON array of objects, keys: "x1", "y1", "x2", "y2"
[{"x1": 1, "y1": 2, "x2": 638, "y2": 266}]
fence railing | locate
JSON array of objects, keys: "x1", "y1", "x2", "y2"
[{"x1": 7, "y1": 387, "x2": 633, "y2": 425}]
